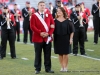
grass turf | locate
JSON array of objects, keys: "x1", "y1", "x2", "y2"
[{"x1": 0, "y1": 32, "x2": 100, "y2": 75}]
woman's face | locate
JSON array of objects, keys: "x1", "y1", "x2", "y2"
[{"x1": 57, "y1": 8, "x2": 63, "y2": 17}]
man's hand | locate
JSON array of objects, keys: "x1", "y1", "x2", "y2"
[
  {"x1": 40, "y1": 32, "x2": 49, "y2": 38},
  {"x1": 6, "y1": 18, "x2": 11, "y2": 21},
  {"x1": 44, "y1": 32, "x2": 49, "y2": 37},
  {"x1": 77, "y1": 16, "x2": 81, "y2": 20},
  {"x1": 98, "y1": 7, "x2": 100, "y2": 9}
]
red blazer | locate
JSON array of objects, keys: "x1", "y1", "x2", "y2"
[
  {"x1": 0, "y1": 9, "x2": 2, "y2": 15},
  {"x1": 16, "y1": 9, "x2": 22, "y2": 20},
  {"x1": 30, "y1": 12, "x2": 55, "y2": 43},
  {"x1": 80, "y1": 11, "x2": 88, "y2": 24},
  {"x1": 10, "y1": 13, "x2": 16, "y2": 26}
]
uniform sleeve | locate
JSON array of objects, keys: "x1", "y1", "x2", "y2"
[
  {"x1": 52, "y1": 8, "x2": 56, "y2": 19},
  {"x1": 48, "y1": 14, "x2": 55, "y2": 36},
  {"x1": 86, "y1": 8, "x2": 91, "y2": 17},
  {"x1": 0, "y1": 15, "x2": 7, "y2": 26},
  {"x1": 91, "y1": 4, "x2": 99, "y2": 16},
  {"x1": 70, "y1": 12, "x2": 79, "y2": 24},
  {"x1": 10, "y1": 14, "x2": 16, "y2": 26},
  {"x1": 22, "y1": 8, "x2": 29, "y2": 18},
  {"x1": 30, "y1": 14, "x2": 41, "y2": 34}
]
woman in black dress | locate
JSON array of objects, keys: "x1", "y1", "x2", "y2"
[{"x1": 54, "y1": 7, "x2": 74, "y2": 72}]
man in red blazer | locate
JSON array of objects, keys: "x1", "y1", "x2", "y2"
[{"x1": 30, "y1": 1, "x2": 55, "y2": 74}]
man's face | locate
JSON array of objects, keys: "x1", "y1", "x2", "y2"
[
  {"x1": 75, "y1": 6, "x2": 80, "y2": 11},
  {"x1": 14, "y1": 5, "x2": 17, "y2": 9},
  {"x1": 26, "y1": 3, "x2": 30, "y2": 7},
  {"x1": 57, "y1": 1, "x2": 61, "y2": 7},
  {"x1": 38, "y1": 3, "x2": 45, "y2": 11},
  {"x1": 3, "y1": 8, "x2": 8, "y2": 13}
]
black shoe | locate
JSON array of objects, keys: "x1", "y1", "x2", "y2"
[
  {"x1": 85, "y1": 39, "x2": 88, "y2": 42},
  {"x1": 24, "y1": 42, "x2": 27, "y2": 44},
  {"x1": 74, "y1": 54, "x2": 77, "y2": 56},
  {"x1": 12, "y1": 57, "x2": 17, "y2": 59},
  {"x1": 46, "y1": 70, "x2": 54, "y2": 73},
  {"x1": 35, "y1": 71, "x2": 40, "y2": 74},
  {"x1": 81, "y1": 54, "x2": 87, "y2": 56},
  {"x1": 0, "y1": 56, "x2": 3, "y2": 60},
  {"x1": 17, "y1": 40, "x2": 20, "y2": 42},
  {"x1": 94, "y1": 42, "x2": 97, "y2": 45}
]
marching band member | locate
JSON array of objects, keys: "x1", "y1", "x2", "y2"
[
  {"x1": 22, "y1": 1, "x2": 34, "y2": 44},
  {"x1": 91, "y1": 0, "x2": 100, "y2": 44},
  {"x1": 52, "y1": 0, "x2": 62, "y2": 19},
  {"x1": 63, "y1": 2, "x2": 72, "y2": 18},
  {"x1": 11, "y1": 3, "x2": 22, "y2": 42},
  {"x1": 80, "y1": 2, "x2": 91, "y2": 42},
  {"x1": 70, "y1": 4, "x2": 86, "y2": 56},
  {"x1": 30, "y1": 1, "x2": 55, "y2": 74},
  {"x1": 0, "y1": 6, "x2": 16, "y2": 59}
]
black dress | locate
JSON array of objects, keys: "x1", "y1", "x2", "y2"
[{"x1": 54, "y1": 19, "x2": 74, "y2": 54}]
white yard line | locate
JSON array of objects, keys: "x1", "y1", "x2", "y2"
[
  {"x1": 87, "y1": 49, "x2": 94, "y2": 52},
  {"x1": 51, "y1": 56, "x2": 58, "y2": 58},
  {"x1": 21, "y1": 58, "x2": 29, "y2": 60},
  {"x1": 7, "y1": 53, "x2": 10, "y2": 55},
  {"x1": 77, "y1": 54, "x2": 100, "y2": 61}
]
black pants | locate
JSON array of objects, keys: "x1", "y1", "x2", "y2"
[
  {"x1": 73, "y1": 27, "x2": 85, "y2": 54},
  {"x1": 0, "y1": 29, "x2": 16, "y2": 58},
  {"x1": 23, "y1": 21, "x2": 32, "y2": 43},
  {"x1": 34, "y1": 42, "x2": 51, "y2": 71},
  {"x1": 84, "y1": 23, "x2": 88, "y2": 41},
  {"x1": 93, "y1": 17, "x2": 100, "y2": 43},
  {"x1": 14, "y1": 22, "x2": 20, "y2": 41}
]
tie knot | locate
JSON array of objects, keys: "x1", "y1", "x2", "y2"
[{"x1": 41, "y1": 14, "x2": 44, "y2": 18}]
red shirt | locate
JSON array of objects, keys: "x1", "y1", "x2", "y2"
[{"x1": 30, "y1": 12, "x2": 55, "y2": 43}]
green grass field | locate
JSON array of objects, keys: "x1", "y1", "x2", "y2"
[{"x1": 0, "y1": 32, "x2": 100, "y2": 75}]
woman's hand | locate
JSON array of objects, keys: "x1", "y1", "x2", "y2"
[{"x1": 70, "y1": 39, "x2": 73, "y2": 45}]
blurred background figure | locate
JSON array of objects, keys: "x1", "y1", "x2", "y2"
[
  {"x1": 52, "y1": 0, "x2": 62, "y2": 19},
  {"x1": 10, "y1": 3, "x2": 22, "y2": 42},
  {"x1": 49, "y1": 2, "x2": 54, "y2": 14},
  {"x1": 0, "y1": 5, "x2": 16, "y2": 59},
  {"x1": 22, "y1": 1, "x2": 34, "y2": 44}
]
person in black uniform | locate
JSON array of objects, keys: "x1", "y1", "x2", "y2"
[
  {"x1": 54, "y1": 7, "x2": 74, "y2": 72},
  {"x1": 52, "y1": 0, "x2": 61, "y2": 19},
  {"x1": 10, "y1": 3, "x2": 21, "y2": 42},
  {"x1": 91, "y1": 0, "x2": 100, "y2": 44},
  {"x1": 0, "y1": 6, "x2": 16, "y2": 59},
  {"x1": 22, "y1": 1, "x2": 32, "y2": 44},
  {"x1": 70, "y1": 4, "x2": 86, "y2": 56}
]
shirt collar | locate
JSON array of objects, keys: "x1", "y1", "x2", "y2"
[{"x1": 39, "y1": 11, "x2": 45, "y2": 15}]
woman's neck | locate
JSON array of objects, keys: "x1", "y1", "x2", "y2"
[{"x1": 58, "y1": 15, "x2": 64, "y2": 19}]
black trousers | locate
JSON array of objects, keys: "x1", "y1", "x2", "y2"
[
  {"x1": 84, "y1": 23, "x2": 88, "y2": 41},
  {"x1": 34, "y1": 42, "x2": 51, "y2": 71},
  {"x1": 73, "y1": 27, "x2": 85, "y2": 54},
  {"x1": 23, "y1": 21, "x2": 32, "y2": 43},
  {"x1": 0, "y1": 28, "x2": 16, "y2": 58},
  {"x1": 93, "y1": 17, "x2": 100, "y2": 43},
  {"x1": 14, "y1": 21, "x2": 20, "y2": 41}
]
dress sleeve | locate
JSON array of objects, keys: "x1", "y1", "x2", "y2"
[{"x1": 69, "y1": 20, "x2": 75, "y2": 33}]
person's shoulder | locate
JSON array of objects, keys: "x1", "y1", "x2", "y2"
[
  {"x1": 22, "y1": 7, "x2": 25, "y2": 10},
  {"x1": 66, "y1": 18, "x2": 72, "y2": 22}
]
